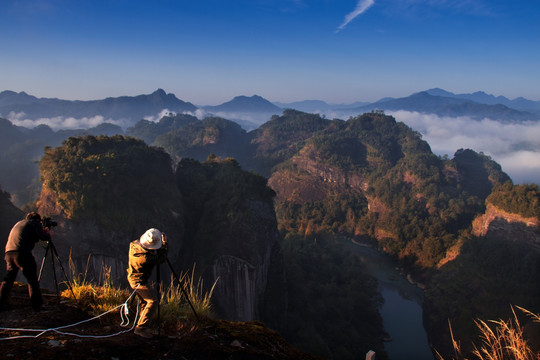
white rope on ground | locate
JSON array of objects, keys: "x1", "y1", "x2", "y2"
[{"x1": 0, "y1": 285, "x2": 141, "y2": 341}]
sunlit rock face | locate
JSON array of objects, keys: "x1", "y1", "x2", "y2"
[{"x1": 473, "y1": 203, "x2": 540, "y2": 252}]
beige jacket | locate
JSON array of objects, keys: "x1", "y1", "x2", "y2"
[{"x1": 127, "y1": 240, "x2": 168, "y2": 288}]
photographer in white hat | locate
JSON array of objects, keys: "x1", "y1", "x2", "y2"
[{"x1": 127, "y1": 228, "x2": 168, "y2": 338}]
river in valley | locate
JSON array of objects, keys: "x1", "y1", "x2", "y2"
[{"x1": 341, "y1": 240, "x2": 434, "y2": 360}]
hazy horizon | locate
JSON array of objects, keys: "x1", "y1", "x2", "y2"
[
  {"x1": 2, "y1": 87, "x2": 540, "y2": 108},
  {"x1": 1, "y1": 1, "x2": 539, "y2": 105}
]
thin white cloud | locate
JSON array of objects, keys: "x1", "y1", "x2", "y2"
[
  {"x1": 9, "y1": 115, "x2": 129, "y2": 131},
  {"x1": 336, "y1": 0, "x2": 375, "y2": 32},
  {"x1": 181, "y1": 108, "x2": 208, "y2": 120},
  {"x1": 142, "y1": 109, "x2": 175, "y2": 122},
  {"x1": 5, "y1": 109, "x2": 191, "y2": 131}
]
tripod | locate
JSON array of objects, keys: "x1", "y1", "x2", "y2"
[{"x1": 38, "y1": 239, "x2": 78, "y2": 305}]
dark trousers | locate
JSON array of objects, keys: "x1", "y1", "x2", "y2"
[{"x1": 0, "y1": 251, "x2": 43, "y2": 310}]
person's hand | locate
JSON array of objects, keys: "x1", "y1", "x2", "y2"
[
  {"x1": 161, "y1": 233, "x2": 167, "y2": 245},
  {"x1": 45, "y1": 228, "x2": 54, "y2": 237}
]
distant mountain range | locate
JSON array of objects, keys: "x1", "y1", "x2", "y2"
[
  {"x1": 424, "y1": 88, "x2": 540, "y2": 112},
  {"x1": 1, "y1": 88, "x2": 538, "y2": 131},
  {"x1": 346, "y1": 91, "x2": 539, "y2": 121},
  {"x1": 0, "y1": 89, "x2": 197, "y2": 123},
  {"x1": 275, "y1": 89, "x2": 540, "y2": 121}
]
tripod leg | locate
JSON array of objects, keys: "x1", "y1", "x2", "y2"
[
  {"x1": 157, "y1": 264, "x2": 161, "y2": 336},
  {"x1": 38, "y1": 243, "x2": 50, "y2": 282},
  {"x1": 165, "y1": 258, "x2": 200, "y2": 321},
  {"x1": 49, "y1": 242, "x2": 79, "y2": 306},
  {"x1": 50, "y1": 250, "x2": 60, "y2": 297}
]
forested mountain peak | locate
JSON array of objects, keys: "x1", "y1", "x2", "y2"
[
  {"x1": 253, "y1": 111, "x2": 513, "y2": 270},
  {"x1": 38, "y1": 135, "x2": 182, "y2": 230},
  {"x1": 452, "y1": 148, "x2": 511, "y2": 199}
]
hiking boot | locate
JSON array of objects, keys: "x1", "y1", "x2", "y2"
[{"x1": 134, "y1": 327, "x2": 154, "y2": 339}]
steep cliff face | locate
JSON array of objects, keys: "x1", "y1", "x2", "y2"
[
  {"x1": 175, "y1": 157, "x2": 286, "y2": 322},
  {"x1": 209, "y1": 199, "x2": 283, "y2": 322},
  {"x1": 472, "y1": 203, "x2": 540, "y2": 252}
]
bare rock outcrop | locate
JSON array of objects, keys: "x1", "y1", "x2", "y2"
[{"x1": 269, "y1": 152, "x2": 367, "y2": 204}]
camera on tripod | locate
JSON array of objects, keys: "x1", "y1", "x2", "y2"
[{"x1": 42, "y1": 216, "x2": 58, "y2": 229}]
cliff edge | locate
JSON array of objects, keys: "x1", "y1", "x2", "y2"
[{"x1": 0, "y1": 283, "x2": 318, "y2": 360}]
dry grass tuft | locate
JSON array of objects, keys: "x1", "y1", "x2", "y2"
[
  {"x1": 61, "y1": 257, "x2": 217, "y2": 327},
  {"x1": 437, "y1": 306, "x2": 540, "y2": 360}
]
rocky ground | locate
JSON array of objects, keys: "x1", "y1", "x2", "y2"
[{"x1": 0, "y1": 283, "x2": 319, "y2": 360}]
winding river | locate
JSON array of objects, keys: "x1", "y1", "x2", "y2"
[{"x1": 342, "y1": 240, "x2": 434, "y2": 360}]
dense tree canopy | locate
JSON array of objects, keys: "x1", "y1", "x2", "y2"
[
  {"x1": 39, "y1": 135, "x2": 181, "y2": 230},
  {"x1": 487, "y1": 181, "x2": 540, "y2": 218}
]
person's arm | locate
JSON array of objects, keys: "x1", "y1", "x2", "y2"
[
  {"x1": 156, "y1": 233, "x2": 168, "y2": 264},
  {"x1": 33, "y1": 220, "x2": 52, "y2": 242}
]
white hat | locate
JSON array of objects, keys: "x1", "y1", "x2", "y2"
[{"x1": 139, "y1": 228, "x2": 162, "y2": 250}]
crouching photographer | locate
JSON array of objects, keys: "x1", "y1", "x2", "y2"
[
  {"x1": 127, "y1": 228, "x2": 168, "y2": 338},
  {"x1": 0, "y1": 212, "x2": 54, "y2": 312}
]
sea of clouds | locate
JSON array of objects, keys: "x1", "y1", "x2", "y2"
[
  {"x1": 5, "y1": 108, "x2": 540, "y2": 185},
  {"x1": 388, "y1": 110, "x2": 540, "y2": 185}
]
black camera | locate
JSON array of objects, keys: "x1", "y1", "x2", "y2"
[{"x1": 42, "y1": 217, "x2": 58, "y2": 228}]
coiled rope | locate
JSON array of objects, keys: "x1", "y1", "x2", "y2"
[{"x1": 0, "y1": 286, "x2": 140, "y2": 341}]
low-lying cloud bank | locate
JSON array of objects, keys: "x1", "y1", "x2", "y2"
[
  {"x1": 6, "y1": 109, "x2": 200, "y2": 130},
  {"x1": 389, "y1": 110, "x2": 540, "y2": 185},
  {"x1": 8, "y1": 111, "x2": 131, "y2": 130},
  {"x1": 6, "y1": 108, "x2": 539, "y2": 185}
]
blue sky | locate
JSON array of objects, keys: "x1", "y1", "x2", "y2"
[{"x1": 1, "y1": 0, "x2": 539, "y2": 105}]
